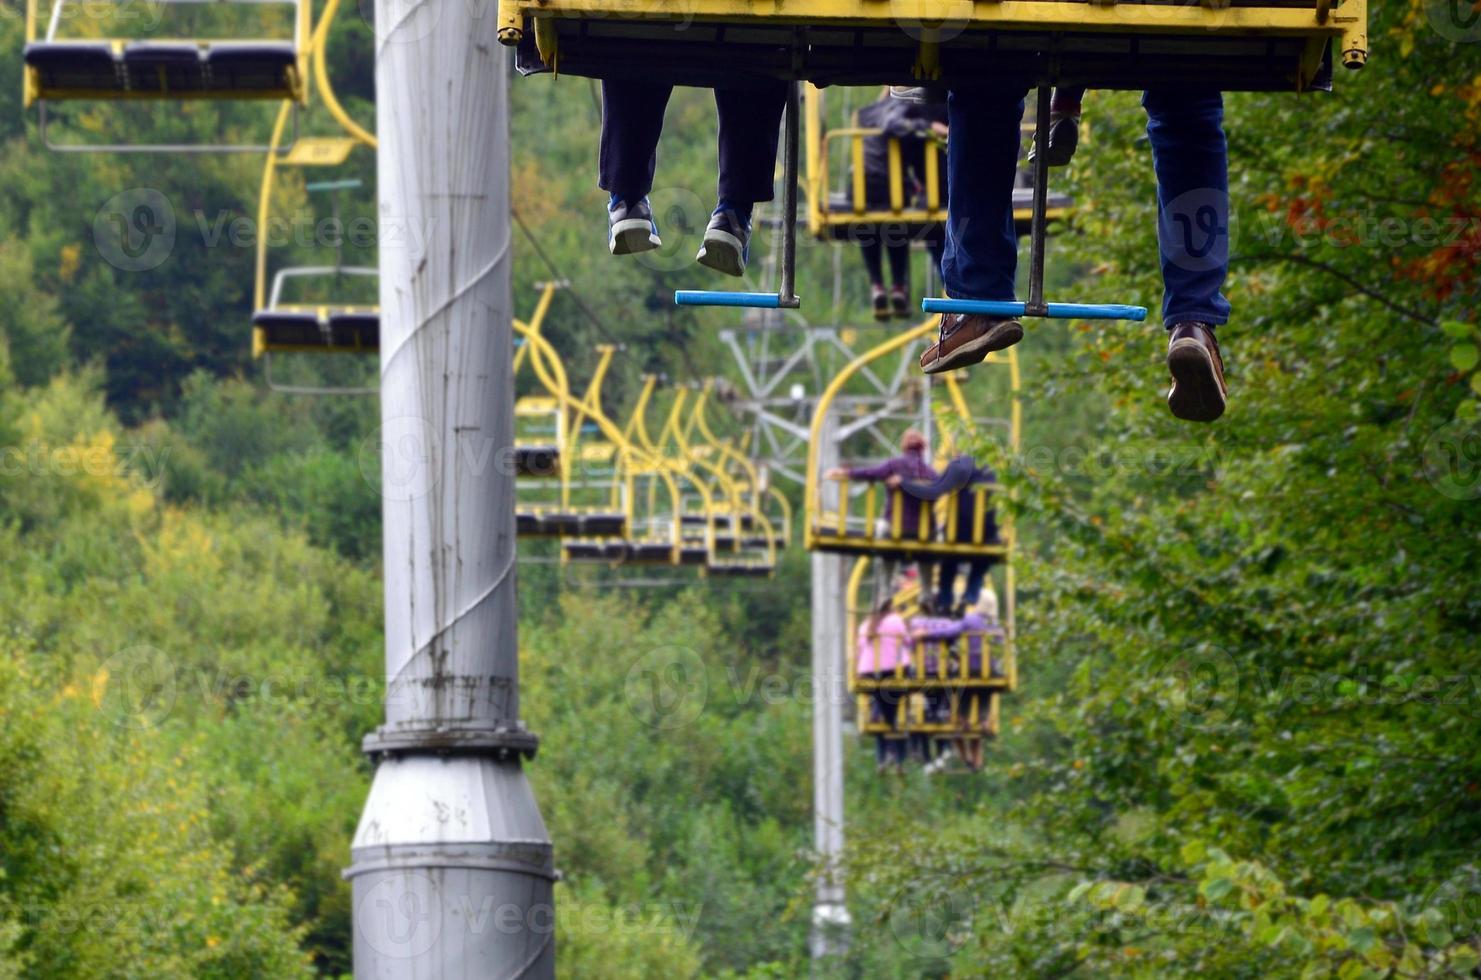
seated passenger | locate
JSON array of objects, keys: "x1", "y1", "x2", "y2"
[
  {"x1": 601, "y1": 79, "x2": 787, "y2": 276},
  {"x1": 856, "y1": 598, "x2": 911, "y2": 774},
  {"x1": 898, "y1": 84, "x2": 1085, "y2": 167},
  {"x1": 920, "y1": 81, "x2": 1230, "y2": 423},
  {"x1": 908, "y1": 602, "x2": 959, "y2": 769},
  {"x1": 852, "y1": 89, "x2": 949, "y2": 320},
  {"x1": 888, "y1": 452, "x2": 999, "y2": 615},
  {"x1": 825, "y1": 429, "x2": 938, "y2": 602},
  {"x1": 918, "y1": 593, "x2": 1004, "y2": 771}
]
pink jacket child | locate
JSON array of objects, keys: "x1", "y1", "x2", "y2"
[{"x1": 857, "y1": 611, "x2": 912, "y2": 676}]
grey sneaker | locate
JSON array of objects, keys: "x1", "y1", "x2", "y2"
[
  {"x1": 890, "y1": 84, "x2": 948, "y2": 105},
  {"x1": 608, "y1": 195, "x2": 660, "y2": 255},
  {"x1": 695, "y1": 208, "x2": 751, "y2": 277}
]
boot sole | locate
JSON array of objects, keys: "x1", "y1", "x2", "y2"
[
  {"x1": 921, "y1": 320, "x2": 1024, "y2": 375},
  {"x1": 1167, "y1": 337, "x2": 1227, "y2": 422},
  {"x1": 696, "y1": 230, "x2": 746, "y2": 277},
  {"x1": 610, "y1": 219, "x2": 660, "y2": 255}
]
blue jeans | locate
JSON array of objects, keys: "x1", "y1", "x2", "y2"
[{"x1": 942, "y1": 85, "x2": 1230, "y2": 327}]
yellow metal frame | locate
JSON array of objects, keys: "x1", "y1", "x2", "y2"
[
  {"x1": 808, "y1": 313, "x2": 1020, "y2": 739},
  {"x1": 23, "y1": 0, "x2": 313, "y2": 106},
  {"x1": 687, "y1": 384, "x2": 785, "y2": 552},
  {"x1": 250, "y1": 0, "x2": 377, "y2": 358},
  {"x1": 511, "y1": 284, "x2": 567, "y2": 473},
  {"x1": 515, "y1": 322, "x2": 691, "y2": 563},
  {"x1": 803, "y1": 316, "x2": 1019, "y2": 560},
  {"x1": 497, "y1": 0, "x2": 1368, "y2": 83},
  {"x1": 622, "y1": 378, "x2": 777, "y2": 575},
  {"x1": 846, "y1": 557, "x2": 1009, "y2": 739},
  {"x1": 803, "y1": 86, "x2": 1067, "y2": 240}
]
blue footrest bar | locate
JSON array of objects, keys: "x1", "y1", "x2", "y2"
[
  {"x1": 922, "y1": 298, "x2": 1148, "y2": 321},
  {"x1": 674, "y1": 290, "x2": 782, "y2": 309}
]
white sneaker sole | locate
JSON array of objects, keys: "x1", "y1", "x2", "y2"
[
  {"x1": 610, "y1": 218, "x2": 660, "y2": 256},
  {"x1": 695, "y1": 229, "x2": 746, "y2": 277}
]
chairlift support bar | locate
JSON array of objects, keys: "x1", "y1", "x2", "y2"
[
  {"x1": 675, "y1": 82, "x2": 802, "y2": 310},
  {"x1": 923, "y1": 86, "x2": 1148, "y2": 324}
]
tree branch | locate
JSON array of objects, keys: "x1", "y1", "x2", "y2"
[{"x1": 1232, "y1": 253, "x2": 1439, "y2": 328}]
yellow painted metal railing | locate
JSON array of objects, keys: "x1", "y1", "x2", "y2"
[
  {"x1": 844, "y1": 555, "x2": 1012, "y2": 740},
  {"x1": 803, "y1": 318, "x2": 1019, "y2": 560}
]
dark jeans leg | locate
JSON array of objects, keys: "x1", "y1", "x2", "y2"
[
  {"x1": 599, "y1": 79, "x2": 674, "y2": 201},
  {"x1": 942, "y1": 84, "x2": 1029, "y2": 301},
  {"x1": 714, "y1": 82, "x2": 788, "y2": 206},
  {"x1": 936, "y1": 558, "x2": 958, "y2": 611},
  {"x1": 886, "y1": 242, "x2": 910, "y2": 288},
  {"x1": 1143, "y1": 87, "x2": 1231, "y2": 327},
  {"x1": 962, "y1": 559, "x2": 989, "y2": 606},
  {"x1": 861, "y1": 240, "x2": 885, "y2": 287}
]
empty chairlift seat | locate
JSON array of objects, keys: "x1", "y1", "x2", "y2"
[
  {"x1": 252, "y1": 266, "x2": 379, "y2": 356},
  {"x1": 517, "y1": 508, "x2": 628, "y2": 538},
  {"x1": 24, "y1": 0, "x2": 309, "y2": 105},
  {"x1": 252, "y1": 306, "x2": 379, "y2": 354}
]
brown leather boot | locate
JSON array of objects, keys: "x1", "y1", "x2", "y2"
[
  {"x1": 1166, "y1": 322, "x2": 1227, "y2": 422},
  {"x1": 919, "y1": 313, "x2": 1023, "y2": 375}
]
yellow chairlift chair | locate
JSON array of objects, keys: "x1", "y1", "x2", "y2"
[
  {"x1": 512, "y1": 320, "x2": 632, "y2": 542},
  {"x1": 499, "y1": 0, "x2": 1366, "y2": 314},
  {"x1": 23, "y1": 0, "x2": 318, "y2": 150}
]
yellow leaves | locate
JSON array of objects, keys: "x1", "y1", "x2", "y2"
[
  {"x1": 127, "y1": 488, "x2": 155, "y2": 519},
  {"x1": 1433, "y1": 84, "x2": 1447, "y2": 97},
  {"x1": 141, "y1": 509, "x2": 222, "y2": 581},
  {"x1": 90, "y1": 668, "x2": 109, "y2": 708},
  {"x1": 58, "y1": 244, "x2": 81, "y2": 283}
]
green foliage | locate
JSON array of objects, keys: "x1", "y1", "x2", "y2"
[{"x1": 0, "y1": 0, "x2": 1476, "y2": 975}]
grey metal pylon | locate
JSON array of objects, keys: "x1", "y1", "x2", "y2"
[
  {"x1": 345, "y1": 9, "x2": 554, "y2": 976},
  {"x1": 810, "y1": 410, "x2": 852, "y2": 964}
]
